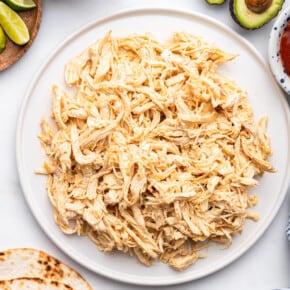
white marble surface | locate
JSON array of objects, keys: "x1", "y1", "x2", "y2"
[{"x1": 1, "y1": 0, "x2": 290, "y2": 289}]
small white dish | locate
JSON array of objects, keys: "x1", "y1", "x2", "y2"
[{"x1": 268, "y1": 5, "x2": 290, "y2": 95}]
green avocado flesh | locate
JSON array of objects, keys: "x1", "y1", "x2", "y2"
[
  {"x1": 205, "y1": 0, "x2": 225, "y2": 4},
  {"x1": 230, "y1": 0, "x2": 285, "y2": 29},
  {"x1": 0, "y1": 26, "x2": 6, "y2": 53}
]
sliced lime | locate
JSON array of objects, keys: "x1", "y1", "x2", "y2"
[
  {"x1": 1, "y1": 0, "x2": 36, "y2": 11},
  {"x1": 0, "y1": 2, "x2": 29, "y2": 45},
  {"x1": 0, "y1": 25, "x2": 6, "y2": 53}
]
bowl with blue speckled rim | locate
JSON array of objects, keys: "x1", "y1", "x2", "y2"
[{"x1": 268, "y1": 5, "x2": 290, "y2": 95}]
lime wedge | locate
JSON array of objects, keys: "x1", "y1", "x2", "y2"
[
  {"x1": 0, "y1": 2, "x2": 29, "y2": 45},
  {"x1": 1, "y1": 0, "x2": 36, "y2": 11},
  {"x1": 0, "y1": 25, "x2": 6, "y2": 53}
]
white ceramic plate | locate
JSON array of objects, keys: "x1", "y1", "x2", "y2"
[{"x1": 16, "y1": 8, "x2": 290, "y2": 286}]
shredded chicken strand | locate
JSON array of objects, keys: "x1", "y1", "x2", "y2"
[{"x1": 36, "y1": 31, "x2": 276, "y2": 271}]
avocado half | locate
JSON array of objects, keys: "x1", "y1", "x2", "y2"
[
  {"x1": 230, "y1": 0, "x2": 285, "y2": 29},
  {"x1": 205, "y1": 0, "x2": 226, "y2": 4}
]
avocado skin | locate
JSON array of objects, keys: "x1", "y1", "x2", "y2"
[
  {"x1": 205, "y1": 0, "x2": 226, "y2": 4},
  {"x1": 230, "y1": 0, "x2": 285, "y2": 30}
]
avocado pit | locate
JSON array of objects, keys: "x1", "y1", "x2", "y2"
[{"x1": 245, "y1": 0, "x2": 273, "y2": 13}]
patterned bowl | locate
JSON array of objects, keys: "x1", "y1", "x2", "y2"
[{"x1": 268, "y1": 5, "x2": 290, "y2": 95}]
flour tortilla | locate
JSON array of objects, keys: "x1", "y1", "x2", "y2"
[
  {"x1": 0, "y1": 248, "x2": 92, "y2": 290},
  {"x1": 0, "y1": 277, "x2": 73, "y2": 289}
]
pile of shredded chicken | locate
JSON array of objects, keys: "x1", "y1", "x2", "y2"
[{"x1": 36, "y1": 31, "x2": 276, "y2": 271}]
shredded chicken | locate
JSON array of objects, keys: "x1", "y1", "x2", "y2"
[{"x1": 36, "y1": 31, "x2": 276, "y2": 271}]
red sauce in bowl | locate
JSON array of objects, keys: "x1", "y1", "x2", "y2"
[{"x1": 280, "y1": 21, "x2": 290, "y2": 77}]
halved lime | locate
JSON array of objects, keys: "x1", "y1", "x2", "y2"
[
  {"x1": 0, "y1": 2, "x2": 29, "y2": 45},
  {"x1": 1, "y1": 0, "x2": 36, "y2": 11},
  {"x1": 0, "y1": 25, "x2": 6, "y2": 53}
]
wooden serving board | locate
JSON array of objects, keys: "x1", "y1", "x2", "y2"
[{"x1": 0, "y1": 0, "x2": 42, "y2": 71}]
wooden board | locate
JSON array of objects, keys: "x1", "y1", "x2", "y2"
[{"x1": 0, "y1": 0, "x2": 42, "y2": 71}]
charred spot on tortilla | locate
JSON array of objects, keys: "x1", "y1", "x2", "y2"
[{"x1": 0, "y1": 248, "x2": 93, "y2": 289}]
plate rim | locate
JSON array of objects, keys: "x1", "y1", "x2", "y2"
[{"x1": 16, "y1": 7, "x2": 290, "y2": 286}]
